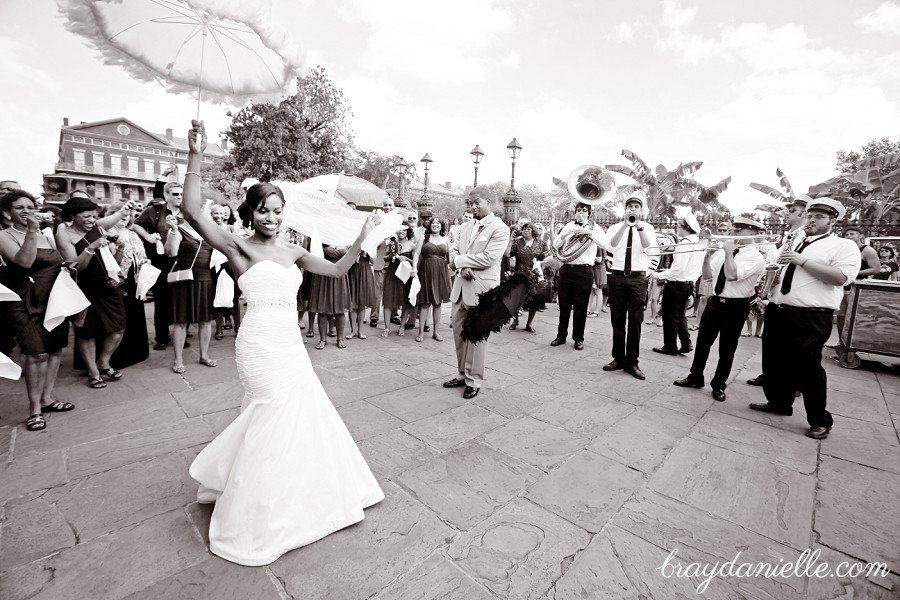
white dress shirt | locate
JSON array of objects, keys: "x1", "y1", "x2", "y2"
[
  {"x1": 554, "y1": 221, "x2": 608, "y2": 266},
  {"x1": 656, "y1": 234, "x2": 703, "y2": 282},
  {"x1": 607, "y1": 222, "x2": 657, "y2": 272},
  {"x1": 707, "y1": 245, "x2": 766, "y2": 298},
  {"x1": 770, "y1": 233, "x2": 861, "y2": 309}
]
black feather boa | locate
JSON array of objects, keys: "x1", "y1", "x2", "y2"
[{"x1": 460, "y1": 270, "x2": 536, "y2": 344}]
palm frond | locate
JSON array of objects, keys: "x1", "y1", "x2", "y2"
[
  {"x1": 605, "y1": 164, "x2": 639, "y2": 181},
  {"x1": 676, "y1": 161, "x2": 703, "y2": 178},
  {"x1": 621, "y1": 149, "x2": 651, "y2": 180},
  {"x1": 775, "y1": 167, "x2": 795, "y2": 197},
  {"x1": 749, "y1": 182, "x2": 790, "y2": 202}
]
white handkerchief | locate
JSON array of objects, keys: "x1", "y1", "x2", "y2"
[
  {"x1": 210, "y1": 249, "x2": 228, "y2": 272},
  {"x1": 408, "y1": 275, "x2": 421, "y2": 305},
  {"x1": 214, "y1": 270, "x2": 235, "y2": 308},
  {"x1": 395, "y1": 260, "x2": 412, "y2": 283},
  {"x1": 98, "y1": 246, "x2": 121, "y2": 280},
  {"x1": 44, "y1": 269, "x2": 91, "y2": 331},
  {"x1": 0, "y1": 352, "x2": 21, "y2": 380},
  {"x1": 0, "y1": 282, "x2": 20, "y2": 302},
  {"x1": 135, "y1": 264, "x2": 161, "y2": 300}
]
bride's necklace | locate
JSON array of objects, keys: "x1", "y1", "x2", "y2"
[{"x1": 10, "y1": 226, "x2": 28, "y2": 235}]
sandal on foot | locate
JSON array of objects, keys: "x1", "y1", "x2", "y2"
[
  {"x1": 432, "y1": 334, "x2": 444, "y2": 341},
  {"x1": 398, "y1": 329, "x2": 405, "y2": 336},
  {"x1": 99, "y1": 367, "x2": 123, "y2": 380},
  {"x1": 305, "y1": 330, "x2": 315, "y2": 338},
  {"x1": 26, "y1": 414, "x2": 46, "y2": 431},
  {"x1": 336, "y1": 340, "x2": 346, "y2": 349},
  {"x1": 381, "y1": 329, "x2": 390, "y2": 337},
  {"x1": 172, "y1": 364, "x2": 186, "y2": 374},
  {"x1": 346, "y1": 333, "x2": 355, "y2": 339},
  {"x1": 524, "y1": 326, "x2": 536, "y2": 334},
  {"x1": 88, "y1": 376, "x2": 107, "y2": 388},
  {"x1": 41, "y1": 401, "x2": 75, "y2": 413},
  {"x1": 358, "y1": 333, "x2": 366, "y2": 340},
  {"x1": 199, "y1": 358, "x2": 217, "y2": 367},
  {"x1": 415, "y1": 335, "x2": 424, "y2": 342},
  {"x1": 214, "y1": 332, "x2": 224, "y2": 340},
  {"x1": 315, "y1": 340, "x2": 327, "y2": 350}
]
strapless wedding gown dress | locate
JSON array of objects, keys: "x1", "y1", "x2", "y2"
[{"x1": 189, "y1": 260, "x2": 384, "y2": 566}]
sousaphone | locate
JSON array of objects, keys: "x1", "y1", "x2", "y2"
[{"x1": 552, "y1": 165, "x2": 618, "y2": 263}]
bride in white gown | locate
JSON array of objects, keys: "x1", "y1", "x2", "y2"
[{"x1": 180, "y1": 121, "x2": 384, "y2": 566}]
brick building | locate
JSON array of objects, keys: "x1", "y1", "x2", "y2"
[{"x1": 42, "y1": 117, "x2": 226, "y2": 205}]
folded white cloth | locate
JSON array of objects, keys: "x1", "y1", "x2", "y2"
[
  {"x1": 0, "y1": 282, "x2": 20, "y2": 302},
  {"x1": 210, "y1": 249, "x2": 228, "y2": 272},
  {"x1": 395, "y1": 260, "x2": 412, "y2": 283},
  {"x1": 98, "y1": 246, "x2": 121, "y2": 280},
  {"x1": 44, "y1": 268, "x2": 91, "y2": 331},
  {"x1": 408, "y1": 275, "x2": 421, "y2": 305},
  {"x1": 135, "y1": 264, "x2": 161, "y2": 300},
  {"x1": 0, "y1": 352, "x2": 21, "y2": 380},
  {"x1": 214, "y1": 270, "x2": 235, "y2": 308}
]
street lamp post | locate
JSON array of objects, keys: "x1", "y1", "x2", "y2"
[
  {"x1": 418, "y1": 153, "x2": 434, "y2": 220},
  {"x1": 392, "y1": 158, "x2": 410, "y2": 208},
  {"x1": 503, "y1": 138, "x2": 522, "y2": 225},
  {"x1": 470, "y1": 144, "x2": 484, "y2": 188}
]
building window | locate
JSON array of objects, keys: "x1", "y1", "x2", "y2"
[
  {"x1": 91, "y1": 151, "x2": 104, "y2": 171},
  {"x1": 73, "y1": 149, "x2": 85, "y2": 170},
  {"x1": 128, "y1": 156, "x2": 139, "y2": 176},
  {"x1": 110, "y1": 153, "x2": 122, "y2": 176},
  {"x1": 103, "y1": 141, "x2": 110, "y2": 147}
]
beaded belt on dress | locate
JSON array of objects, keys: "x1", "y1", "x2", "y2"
[{"x1": 246, "y1": 299, "x2": 297, "y2": 310}]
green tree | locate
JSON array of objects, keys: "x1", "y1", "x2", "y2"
[
  {"x1": 348, "y1": 149, "x2": 405, "y2": 188},
  {"x1": 816, "y1": 136, "x2": 900, "y2": 219},
  {"x1": 835, "y1": 137, "x2": 900, "y2": 174},
  {"x1": 223, "y1": 66, "x2": 355, "y2": 182}
]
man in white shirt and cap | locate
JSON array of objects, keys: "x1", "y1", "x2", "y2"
[
  {"x1": 674, "y1": 216, "x2": 766, "y2": 401},
  {"x1": 603, "y1": 190, "x2": 656, "y2": 380},
  {"x1": 652, "y1": 212, "x2": 703, "y2": 356},
  {"x1": 749, "y1": 198, "x2": 860, "y2": 439}
]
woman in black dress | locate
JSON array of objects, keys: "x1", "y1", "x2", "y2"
[
  {"x1": 56, "y1": 196, "x2": 135, "y2": 389},
  {"x1": 0, "y1": 191, "x2": 76, "y2": 430},
  {"x1": 381, "y1": 227, "x2": 416, "y2": 336},
  {"x1": 506, "y1": 222, "x2": 547, "y2": 333},
  {"x1": 413, "y1": 217, "x2": 451, "y2": 342},
  {"x1": 164, "y1": 214, "x2": 217, "y2": 372}
]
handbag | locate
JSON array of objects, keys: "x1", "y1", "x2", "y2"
[
  {"x1": 166, "y1": 239, "x2": 202, "y2": 284},
  {"x1": 531, "y1": 279, "x2": 552, "y2": 303}
]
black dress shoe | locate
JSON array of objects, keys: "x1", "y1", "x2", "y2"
[
  {"x1": 673, "y1": 376, "x2": 704, "y2": 388},
  {"x1": 712, "y1": 388, "x2": 726, "y2": 402},
  {"x1": 550, "y1": 338, "x2": 565, "y2": 347},
  {"x1": 369, "y1": 316, "x2": 378, "y2": 327},
  {"x1": 153, "y1": 342, "x2": 168, "y2": 351},
  {"x1": 574, "y1": 341, "x2": 584, "y2": 351},
  {"x1": 463, "y1": 386, "x2": 480, "y2": 399},
  {"x1": 746, "y1": 375, "x2": 764, "y2": 386},
  {"x1": 391, "y1": 315, "x2": 401, "y2": 325},
  {"x1": 443, "y1": 378, "x2": 466, "y2": 388},
  {"x1": 678, "y1": 345, "x2": 693, "y2": 354},
  {"x1": 805, "y1": 426, "x2": 831, "y2": 439},
  {"x1": 625, "y1": 365, "x2": 646, "y2": 380},
  {"x1": 424, "y1": 325, "x2": 431, "y2": 332},
  {"x1": 603, "y1": 360, "x2": 623, "y2": 371},
  {"x1": 652, "y1": 346, "x2": 679, "y2": 356},
  {"x1": 748, "y1": 402, "x2": 792, "y2": 416}
]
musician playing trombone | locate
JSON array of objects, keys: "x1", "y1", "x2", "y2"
[
  {"x1": 549, "y1": 200, "x2": 608, "y2": 351},
  {"x1": 673, "y1": 216, "x2": 766, "y2": 402},
  {"x1": 602, "y1": 191, "x2": 656, "y2": 380},
  {"x1": 652, "y1": 212, "x2": 703, "y2": 356}
]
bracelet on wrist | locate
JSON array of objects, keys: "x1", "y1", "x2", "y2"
[
  {"x1": 84, "y1": 249, "x2": 95, "y2": 256},
  {"x1": 184, "y1": 171, "x2": 201, "y2": 178}
]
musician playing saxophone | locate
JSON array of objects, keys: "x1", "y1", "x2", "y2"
[
  {"x1": 550, "y1": 201, "x2": 608, "y2": 351},
  {"x1": 603, "y1": 191, "x2": 656, "y2": 380},
  {"x1": 673, "y1": 217, "x2": 766, "y2": 402}
]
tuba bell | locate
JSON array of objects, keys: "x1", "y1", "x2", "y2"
[{"x1": 568, "y1": 165, "x2": 618, "y2": 206}]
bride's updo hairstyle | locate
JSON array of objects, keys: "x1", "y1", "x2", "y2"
[{"x1": 238, "y1": 182, "x2": 285, "y2": 230}]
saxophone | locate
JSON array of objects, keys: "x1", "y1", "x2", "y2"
[{"x1": 759, "y1": 228, "x2": 807, "y2": 299}]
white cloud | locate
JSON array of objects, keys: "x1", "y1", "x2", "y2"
[
  {"x1": 501, "y1": 51, "x2": 520, "y2": 69},
  {"x1": 613, "y1": 21, "x2": 640, "y2": 42},
  {"x1": 661, "y1": 0, "x2": 697, "y2": 30},
  {"x1": 856, "y1": 2, "x2": 900, "y2": 35}
]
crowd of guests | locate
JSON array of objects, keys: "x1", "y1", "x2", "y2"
[{"x1": 1, "y1": 172, "x2": 898, "y2": 441}]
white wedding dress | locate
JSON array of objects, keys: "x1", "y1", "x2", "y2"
[{"x1": 189, "y1": 260, "x2": 384, "y2": 566}]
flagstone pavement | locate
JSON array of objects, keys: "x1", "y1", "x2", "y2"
[{"x1": 1, "y1": 303, "x2": 898, "y2": 600}]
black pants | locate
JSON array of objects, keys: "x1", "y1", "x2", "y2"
[
  {"x1": 689, "y1": 297, "x2": 750, "y2": 390},
  {"x1": 149, "y1": 255, "x2": 175, "y2": 344},
  {"x1": 762, "y1": 303, "x2": 834, "y2": 428},
  {"x1": 607, "y1": 273, "x2": 649, "y2": 366},
  {"x1": 556, "y1": 265, "x2": 593, "y2": 342},
  {"x1": 661, "y1": 280, "x2": 694, "y2": 350}
]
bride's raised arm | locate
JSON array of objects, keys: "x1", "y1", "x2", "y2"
[{"x1": 182, "y1": 120, "x2": 243, "y2": 259}]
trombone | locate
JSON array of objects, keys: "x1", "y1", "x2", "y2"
[{"x1": 645, "y1": 234, "x2": 781, "y2": 256}]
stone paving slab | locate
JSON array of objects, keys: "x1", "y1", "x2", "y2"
[
  {"x1": 396, "y1": 440, "x2": 541, "y2": 530},
  {"x1": 481, "y1": 416, "x2": 588, "y2": 472},
  {"x1": 173, "y1": 380, "x2": 244, "y2": 418},
  {"x1": 816, "y1": 456, "x2": 900, "y2": 573},
  {"x1": 402, "y1": 404, "x2": 508, "y2": 452},
  {"x1": 373, "y1": 554, "x2": 494, "y2": 600},
  {"x1": 126, "y1": 557, "x2": 285, "y2": 600},
  {"x1": 337, "y1": 400, "x2": 405, "y2": 442},
  {"x1": 805, "y1": 544, "x2": 898, "y2": 600},
  {"x1": 0, "y1": 450, "x2": 68, "y2": 502},
  {"x1": 357, "y1": 428, "x2": 440, "y2": 479},
  {"x1": 827, "y1": 387, "x2": 894, "y2": 426},
  {"x1": 528, "y1": 393, "x2": 635, "y2": 439},
  {"x1": 366, "y1": 381, "x2": 470, "y2": 423},
  {"x1": 821, "y1": 415, "x2": 900, "y2": 475},
  {"x1": 0, "y1": 497, "x2": 76, "y2": 572},
  {"x1": 525, "y1": 450, "x2": 645, "y2": 534},
  {"x1": 447, "y1": 498, "x2": 590, "y2": 599},
  {"x1": 649, "y1": 437, "x2": 816, "y2": 550}
]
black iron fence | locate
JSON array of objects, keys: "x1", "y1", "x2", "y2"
[{"x1": 527, "y1": 218, "x2": 900, "y2": 238}]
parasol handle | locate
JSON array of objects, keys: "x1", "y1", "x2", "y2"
[{"x1": 197, "y1": 22, "x2": 209, "y2": 121}]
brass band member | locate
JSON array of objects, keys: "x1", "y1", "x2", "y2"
[
  {"x1": 603, "y1": 191, "x2": 656, "y2": 380},
  {"x1": 550, "y1": 201, "x2": 608, "y2": 350},
  {"x1": 750, "y1": 198, "x2": 860, "y2": 439},
  {"x1": 673, "y1": 217, "x2": 766, "y2": 401},
  {"x1": 746, "y1": 195, "x2": 808, "y2": 386},
  {"x1": 652, "y1": 212, "x2": 703, "y2": 355}
]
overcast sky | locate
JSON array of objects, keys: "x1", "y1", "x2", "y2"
[{"x1": 2, "y1": 0, "x2": 899, "y2": 213}]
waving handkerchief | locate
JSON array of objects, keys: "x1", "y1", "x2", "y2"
[
  {"x1": 136, "y1": 264, "x2": 161, "y2": 300},
  {"x1": 0, "y1": 282, "x2": 20, "y2": 302},
  {"x1": 408, "y1": 275, "x2": 421, "y2": 305},
  {"x1": 44, "y1": 268, "x2": 90, "y2": 331},
  {"x1": 0, "y1": 352, "x2": 21, "y2": 380},
  {"x1": 395, "y1": 260, "x2": 412, "y2": 283}
]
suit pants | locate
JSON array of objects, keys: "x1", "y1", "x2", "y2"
[
  {"x1": 149, "y1": 254, "x2": 174, "y2": 344},
  {"x1": 556, "y1": 264, "x2": 593, "y2": 343},
  {"x1": 607, "y1": 273, "x2": 649, "y2": 366},
  {"x1": 689, "y1": 297, "x2": 750, "y2": 390},
  {"x1": 762, "y1": 303, "x2": 834, "y2": 428},
  {"x1": 452, "y1": 300, "x2": 486, "y2": 388},
  {"x1": 661, "y1": 280, "x2": 694, "y2": 350}
]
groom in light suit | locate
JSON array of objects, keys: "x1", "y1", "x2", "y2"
[{"x1": 443, "y1": 188, "x2": 511, "y2": 399}]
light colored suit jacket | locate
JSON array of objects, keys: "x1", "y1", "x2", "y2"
[{"x1": 449, "y1": 213, "x2": 510, "y2": 308}]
